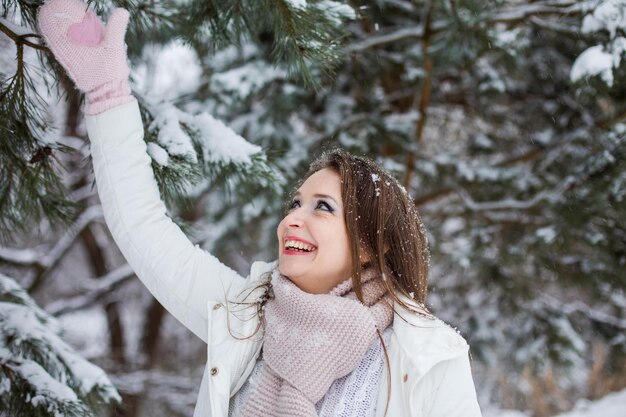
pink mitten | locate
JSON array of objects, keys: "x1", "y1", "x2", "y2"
[{"x1": 38, "y1": 0, "x2": 134, "y2": 114}]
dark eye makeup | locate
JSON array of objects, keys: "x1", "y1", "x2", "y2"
[
  {"x1": 287, "y1": 198, "x2": 334, "y2": 213},
  {"x1": 288, "y1": 199, "x2": 301, "y2": 210},
  {"x1": 316, "y1": 200, "x2": 334, "y2": 212}
]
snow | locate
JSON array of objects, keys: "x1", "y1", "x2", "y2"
[
  {"x1": 570, "y1": 45, "x2": 615, "y2": 86},
  {"x1": 286, "y1": 0, "x2": 307, "y2": 9},
  {"x1": 0, "y1": 371, "x2": 9, "y2": 394},
  {"x1": 371, "y1": 173, "x2": 381, "y2": 196},
  {"x1": 348, "y1": 26, "x2": 424, "y2": 52},
  {"x1": 147, "y1": 101, "x2": 268, "y2": 169},
  {"x1": 133, "y1": 39, "x2": 202, "y2": 101},
  {"x1": 553, "y1": 388, "x2": 626, "y2": 417},
  {"x1": 211, "y1": 61, "x2": 286, "y2": 100},
  {"x1": 0, "y1": 17, "x2": 36, "y2": 38},
  {"x1": 57, "y1": 309, "x2": 109, "y2": 359},
  {"x1": 581, "y1": 14, "x2": 605, "y2": 34},
  {"x1": 317, "y1": 1, "x2": 357, "y2": 22},
  {"x1": 149, "y1": 104, "x2": 198, "y2": 162},
  {"x1": 209, "y1": 43, "x2": 260, "y2": 71},
  {"x1": 572, "y1": 1, "x2": 626, "y2": 86},
  {"x1": 193, "y1": 112, "x2": 262, "y2": 165},
  {"x1": 483, "y1": 408, "x2": 529, "y2": 417},
  {"x1": 147, "y1": 142, "x2": 170, "y2": 167},
  {"x1": 0, "y1": 302, "x2": 119, "y2": 401},
  {"x1": 1, "y1": 275, "x2": 121, "y2": 407},
  {"x1": 14, "y1": 360, "x2": 78, "y2": 402},
  {"x1": 582, "y1": 0, "x2": 626, "y2": 38},
  {"x1": 536, "y1": 226, "x2": 557, "y2": 243}
]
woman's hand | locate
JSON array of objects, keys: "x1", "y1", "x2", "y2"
[{"x1": 38, "y1": 0, "x2": 134, "y2": 114}]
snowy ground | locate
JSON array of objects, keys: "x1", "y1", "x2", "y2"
[{"x1": 483, "y1": 388, "x2": 626, "y2": 417}]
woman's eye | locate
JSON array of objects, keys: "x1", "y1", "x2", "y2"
[
  {"x1": 288, "y1": 199, "x2": 301, "y2": 210},
  {"x1": 316, "y1": 200, "x2": 334, "y2": 212}
]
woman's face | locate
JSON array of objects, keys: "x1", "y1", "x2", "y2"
[{"x1": 276, "y1": 168, "x2": 352, "y2": 294}]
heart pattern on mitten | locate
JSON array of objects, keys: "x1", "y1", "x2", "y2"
[{"x1": 68, "y1": 11, "x2": 105, "y2": 47}]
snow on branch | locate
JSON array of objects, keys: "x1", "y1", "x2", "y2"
[
  {"x1": 0, "y1": 274, "x2": 120, "y2": 417},
  {"x1": 148, "y1": 103, "x2": 262, "y2": 167},
  {"x1": 539, "y1": 293, "x2": 626, "y2": 331},
  {"x1": 0, "y1": 17, "x2": 46, "y2": 51},
  {"x1": 0, "y1": 206, "x2": 103, "y2": 269},
  {"x1": 529, "y1": 16, "x2": 582, "y2": 35},
  {"x1": 346, "y1": 26, "x2": 425, "y2": 52},
  {"x1": 47, "y1": 264, "x2": 135, "y2": 317},
  {"x1": 570, "y1": 0, "x2": 626, "y2": 87},
  {"x1": 44, "y1": 206, "x2": 103, "y2": 271},
  {"x1": 455, "y1": 185, "x2": 566, "y2": 212},
  {"x1": 345, "y1": 0, "x2": 591, "y2": 54},
  {"x1": 489, "y1": 0, "x2": 589, "y2": 24}
]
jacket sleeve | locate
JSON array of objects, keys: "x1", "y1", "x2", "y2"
[
  {"x1": 421, "y1": 353, "x2": 483, "y2": 417},
  {"x1": 86, "y1": 100, "x2": 248, "y2": 344}
]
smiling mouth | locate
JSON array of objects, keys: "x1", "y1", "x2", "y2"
[{"x1": 284, "y1": 239, "x2": 317, "y2": 253}]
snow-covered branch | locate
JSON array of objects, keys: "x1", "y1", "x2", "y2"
[
  {"x1": 45, "y1": 206, "x2": 104, "y2": 271},
  {"x1": 456, "y1": 186, "x2": 564, "y2": 211},
  {"x1": 0, "y1": 274, "x2": 121, "y2": 416},
  {"x1": 539, "y1": 294, "x2": 626, "y2": 331},
  {"x1": 47, "y1": 264, "x2": 135, "y2": 316},
  {"x1": 529, "y1": 16, "x2": 582, "y2": 35},
  {"x1": 0, "y1": 17, "x2": 47, "y2": 51},
  {"x1": 489, "y1": 1, "x2": 589, "y2": 24},
  {"x1": 0, "y1": 206, "x2": 103, "y2": 269},
  {"x1": 346, "y1": 26, "x2": 425, "y2": 52}
]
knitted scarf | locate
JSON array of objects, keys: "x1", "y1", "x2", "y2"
[{"x1": 238, "y1": 268, "x2": 394, "y2": 417}]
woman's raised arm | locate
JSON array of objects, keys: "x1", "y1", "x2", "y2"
[{"x1": 38, "y1": 0, "x2": 248, "y2": 343}]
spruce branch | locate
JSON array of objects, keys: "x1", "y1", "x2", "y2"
[{"x1": 0, "y1": 274, "x2": 121, "y2": 417}]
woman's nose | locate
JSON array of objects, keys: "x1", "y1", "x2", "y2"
[{"x1": 285, "y1": 210, "x2": 304, "y2": 228}]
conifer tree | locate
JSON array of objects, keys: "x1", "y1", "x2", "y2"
[
  {"x1": 174, "y1": 0, "x2": 626, "y2": 413},
  {"x1": 0, "y1": 273, "x2": 121, "y2": 417},
  {"x1": 1, "y1": 1, "x2": 626, "y2": 415}
]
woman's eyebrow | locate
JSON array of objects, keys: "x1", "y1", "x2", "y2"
[{"x1": 294, "y1": 191, "x2": 340, "y2": 206}]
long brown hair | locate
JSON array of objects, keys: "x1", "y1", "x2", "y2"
[
  {"x1": 229, "y1": 149, "x2": 431, "y2": 415},
  {"x1": 305, "y1": 148, "x2": 430, "y2": 310},
  {"x1": 303, "y1": 149, "x2": 432, "y2": 416}
]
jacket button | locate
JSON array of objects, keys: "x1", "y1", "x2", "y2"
[
  {"x1": 210, "y1": 367, "x2": 219, "y2": 376},
  {"x1": 213, "y1": 303, "x2": 222, "y2": 310},
  {"x1": 403, "y1": 374, "x2": 408, "y2": 382}
]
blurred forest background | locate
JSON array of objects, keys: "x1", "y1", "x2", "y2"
[{"x1": 1, "y1": 0, "x2": 625, "y2": 416}]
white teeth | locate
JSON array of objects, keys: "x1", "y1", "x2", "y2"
[{"x1": 284, "y1": 239, "x2": 316, "y2": 252}]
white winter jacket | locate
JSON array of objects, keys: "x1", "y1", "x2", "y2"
[{"x1": 85, "y1": 100, "x2": 483, "y2": 417}]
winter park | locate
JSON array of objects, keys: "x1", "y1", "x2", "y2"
[{"x1": 1, "y1": 0, "x2": 626, "y2": 416}]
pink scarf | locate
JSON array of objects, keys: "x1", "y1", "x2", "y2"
[{"x1": 238, "y1": 268, "x2": 393, "y2": 417}]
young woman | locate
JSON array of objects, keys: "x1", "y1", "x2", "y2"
[{"x1": 38, "y1": 1, "x2": 483, "y2": 416}]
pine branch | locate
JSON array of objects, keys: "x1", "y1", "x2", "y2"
[
  {"x1": 0, "y1": 17, "x2": 48, "y2": 52},
  {"x1": 0, "y1": 274, "x2": 121, "y2": 417},
  {"x1": 0, "y1": 28, "x2": 77, "y2": 243}
]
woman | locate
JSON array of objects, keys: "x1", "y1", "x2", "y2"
[{"x1": 38, "y1": 1, "x2": 483, "y2": 416}]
